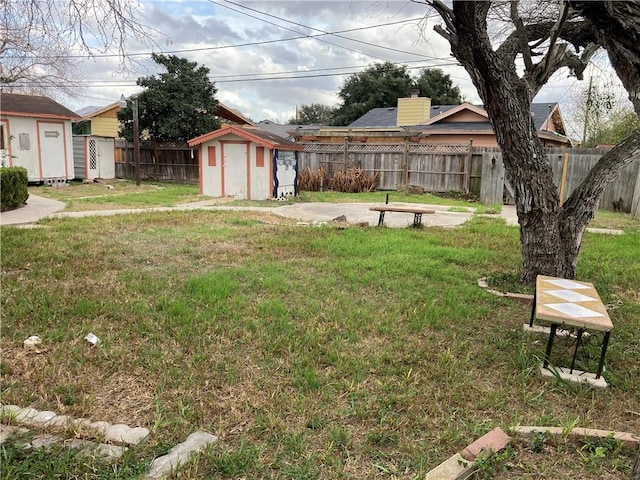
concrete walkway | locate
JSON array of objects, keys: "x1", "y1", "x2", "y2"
[
  {"x1": 1, "y1": 195, "x2": 623, "y2": 235},
  {"x1": 0, "y1": 195, "x2": 66, "y2": 226},
  {"x1": 1, "y1": 194, "x2": 520, "y2": 228}
]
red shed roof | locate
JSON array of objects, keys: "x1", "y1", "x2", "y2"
[
  {"x1": 1, "y1": 93, "x2": 80, "y2": 120},
  {"x1": 189, "y1": 125, "x2": 302, "y2": 150}
]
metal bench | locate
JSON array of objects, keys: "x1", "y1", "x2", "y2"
[{"x1": 369, "y1": 205, "x2": 436, "y2": 227}]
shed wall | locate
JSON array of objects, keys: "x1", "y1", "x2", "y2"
[{"x1": 1, "y1": 115, "x2": 74, "y2": 181}]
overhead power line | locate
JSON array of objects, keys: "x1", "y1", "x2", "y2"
[
  {"x1": 7, "y1": 59, "x2": 462, "y2": 89},
  {"x1": 3, "y1": 14, "x2": 436, "y2": 61},
  {"x1": 215, "y1": 0, "x2": 437, "y2": 59},
  {"x1": 207, "y1": 0, "x2": 389, "y2": 61}
]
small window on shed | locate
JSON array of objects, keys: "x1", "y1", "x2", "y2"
[
  {"x1": 256, "y1": 147, "x2": 265, "y2": 167},
  {"x1": 19, "y1": 133, "x2": 30, "y2": 150},
  {"x1": 207, "y1": 146, "x2": 216, "y2": 166}
]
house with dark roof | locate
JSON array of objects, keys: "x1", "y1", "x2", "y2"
[
  {"x1": 1, "y1": 93, "x2": 80, "y2": 181},
  {"x1": 256, "y1": 120, "x2": 324, "y2": 141},
  {"x1": 188, "y1": 124, "x2": 303, "y2": 200},
  {"x1": 294, "y1": 94, "x2": 571, "y2": 148}
]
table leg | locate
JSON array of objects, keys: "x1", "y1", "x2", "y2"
[
  {"x1": 529, "y1": 289, "x2": 537, "y2": 327},
  {"x1": 378, "y1": 211, "x2": 385, "y2": 227},
  {"x1": 543, "y1": 324, "x2": 557, "y2": 369},
  {"x1": 596, "y1": 331, "x2": 611, "y2": 379},
  {"x1": 570, "y1": 329, "x2": 584, "y2": 374}
]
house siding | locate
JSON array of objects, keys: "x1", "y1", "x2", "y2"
[
  {"x1": 91, "y1": 117, "x2": 120, "y2": 137},
  {"x1": 397, "y1": 97, "x2": 431, "y2": 126}
]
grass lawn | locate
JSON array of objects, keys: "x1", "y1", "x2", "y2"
[
  {"x1": 2, "y1": 186, "x2": 639, "y2": 479},
  {"x1": 30, "y1": 180, "x2": 207, "y2": 212}
]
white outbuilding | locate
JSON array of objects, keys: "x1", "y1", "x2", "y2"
[
  {"x1": 1, "y1": 93, "x2": 79, "y2": 182},
  {"x1": 188, "y1": 125, "x2": 303, "y2": 200}
]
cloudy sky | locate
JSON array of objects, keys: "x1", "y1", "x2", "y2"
[{"x1": 62, "y1": 0, "x2": 621, "y2": 136}]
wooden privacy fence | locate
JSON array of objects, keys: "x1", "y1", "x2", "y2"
[
  {"x1": 114, "y1": 140, "x2": 640, "y2": 214},
  {"x1": 480, "y1": 148, "x2": 640, "y2": 214},
  {"x1": 115, "y1": 140, "x2": 198, "y2": 183},
  {"x1": 298, "y1": 141, "x2": 483, "y2": 195},
  {"x1": 299, "y1": 143, "x2": 640, "y2": 214}
]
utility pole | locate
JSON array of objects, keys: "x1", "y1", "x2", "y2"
[
  {"x1": 582, "y1": 76, "x2": 593, "y2": 146},
  {"x1": 132, "y1": 98, "x2": 141, "y2": 186}
]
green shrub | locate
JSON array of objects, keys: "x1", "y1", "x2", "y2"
[{"x1": 1, "y1": 167, "x2": 29, "y2": 211}]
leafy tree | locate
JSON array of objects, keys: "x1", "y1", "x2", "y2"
[
  {"x1": 425, "y1": 0, "x2": 640, "y2": 283},
  {"x1": 586, "y1": 107, "x2": 640, "y2": 147},
  {"x1": 414, "y1": 68, "x2": 462, "y2": 105},
  {"x1": 575, "y1": 81, "x2": 616, "y2": 145},
  {"x1": 287, "y1": 104, "x2": 335, "y2": 125},
  {"x1": 333, "y1": 62, "x2": 414, "y2": 126},
  {"x1": 1, "y1": 1, "x2": 151, "y2": 96},
  {"x1": 118, "y1": 54, "x2": 220, "y2": 143},
  {"x1": 332, "y1": 62, "x2": 463, "y2": 126}
]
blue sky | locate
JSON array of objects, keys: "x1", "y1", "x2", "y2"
[{"x1": 62, "y1": 0, "x2": 624, "y2": 137}]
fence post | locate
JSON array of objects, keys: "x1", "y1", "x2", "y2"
[
  {"x1": 559, "y1": 152, "x2": 570, "y2": 205},
  {"x1": 404, "y1": 138, "x2": 409, "y2": 186},
  {"x1": 632, "y1": 162, "x2": 640, "y2": 218},
  {"x1": 465, "y1": 138, "x2": 474, "y2": 193},
  {"x1": 343, "y1": 136, "x2": 350, "y2": 171}
]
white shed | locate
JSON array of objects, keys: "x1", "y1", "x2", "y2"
[
  {"x1": 188, "y1": 125, "x2": 303, "y2": 200},
  {"x1": 0, "y1": 93, "x2": 79, "y2": 182},
  {"x1": 72, "y1": 136, "x2": 116, "y2": 180}
]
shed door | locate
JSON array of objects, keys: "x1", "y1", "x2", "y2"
[
  {"x1": 88, "y1": 139, "x2": 99, "y2": 177},
  {"x1": 223, "y1": 143, "x2": 248, "y2": 199},
  {"x1": 88, "y1": 138, "x2": 115, "y2": 178},
  {"x1": 96, "y1": 137, "x2": 115, "y2": 178},
  {"x1": 39, "y1": 122, "x2": 66, "y2": 178}
]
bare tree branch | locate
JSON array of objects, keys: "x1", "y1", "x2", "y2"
[
  {"x1": 541, "y1": 1, "x2": 571, "y2": 78},
  {"x1": 0, "y1": 0, "x2": 158, "y2": 96},
  {"x1": 510, "y1": 1, "x2": 534, "y2": 71}
]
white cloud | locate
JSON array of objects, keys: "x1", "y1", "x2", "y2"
[{"x1": 56, "y1": 0, "x2": 593, "y2": 127}]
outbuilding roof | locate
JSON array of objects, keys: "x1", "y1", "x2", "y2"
[
  {"x1": 349, "y1": 105, "x2": 458, "y2": 128},
  {"x1": 1, "y1": 93, "x2": 80, "y2": 120},
  {"x1": 188, "y1": 125, "x2": 302, "y2": 150}
]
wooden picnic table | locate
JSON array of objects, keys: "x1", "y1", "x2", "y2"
[
  {"x1": 370, "y1": 205, "x2": 436, "y2": 227},
  {"x1": 530, "y1": 275, "x2": 613, "y2": 379}
]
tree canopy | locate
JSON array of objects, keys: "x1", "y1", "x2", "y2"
[
  {"x1": 585, "y1": 106, "x2": 640, "y2": 147},
  {"x1": 414, "y1": 68, "x2": 463, "y2": 105},
  {"x1": 332, "y1": 62, "x2": 463, "y2": 126},
  {"x1": 425, "y1": 0, "x2": 640, "y2": 282},
  {"x1": 287, "y1": 104, "x2": 335, "y2": 125},
  {"x1": 118, "y1": 54, "x2": 220, "y2": 143},
  {"x1": 332, "y1": 62, "x2": 414, "y2": 126}
]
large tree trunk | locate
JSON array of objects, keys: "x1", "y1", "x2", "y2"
[
  {"x1": 445, "y1": 2, "x2": 570, "y2": 283},
  {"x1": 431, "y1": 0, "x2": 640, "y2": 284}
]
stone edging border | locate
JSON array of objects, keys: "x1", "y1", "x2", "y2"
[
  {"x1": 477, "y1": 277, "x2": 533, "y2": 305},
  {"x1": 0, "y1": 404, "x2": 149, "y2": 445},
  {"x1": 425, "y1": 425, "x2": 639, "y2": 479},
  {"x1": 513, "y1": 425, "x2": 639, "y2": 450}
]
